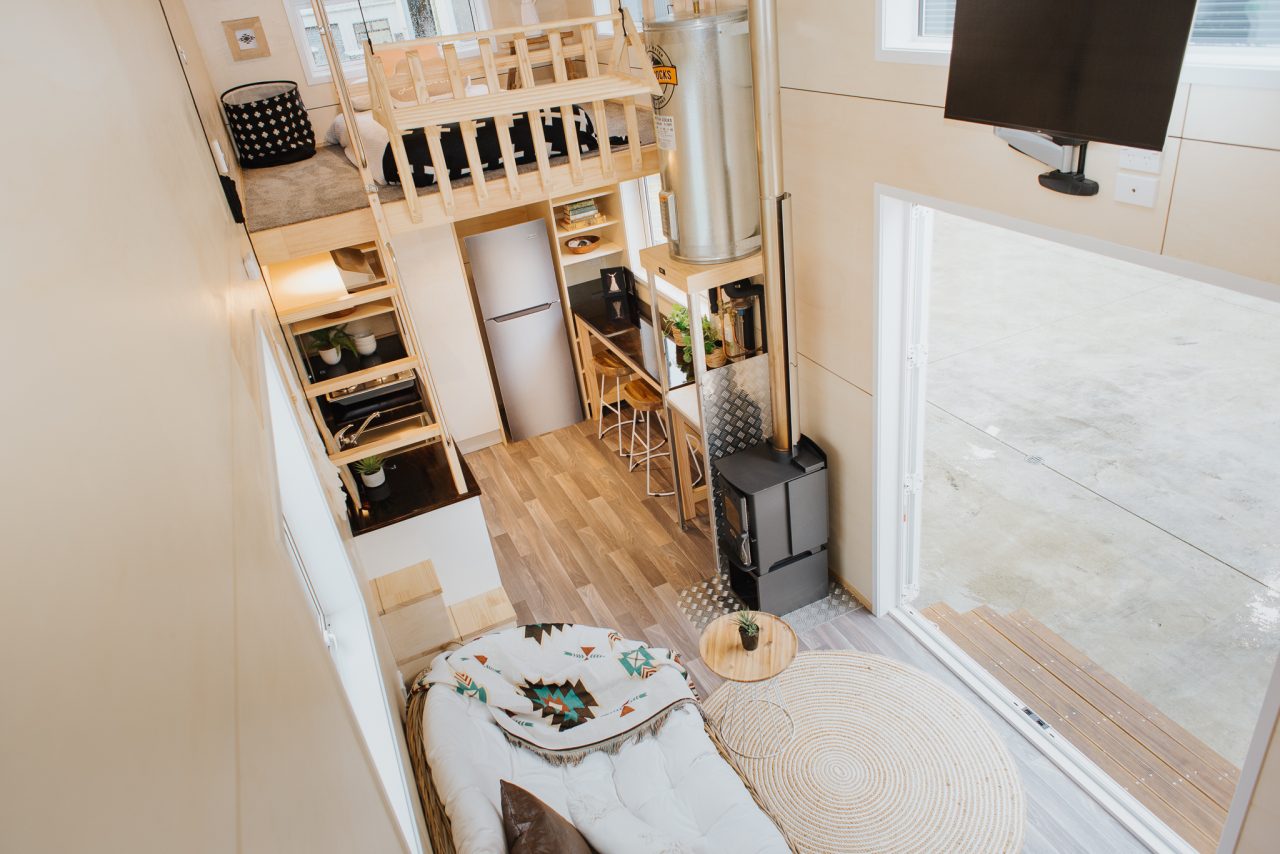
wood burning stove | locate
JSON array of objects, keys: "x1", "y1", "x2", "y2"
[{"x1": 714, "y1": 436, "x2": 829, "y2": 614}]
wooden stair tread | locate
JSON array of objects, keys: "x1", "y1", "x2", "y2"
[
  {"x1": 1008, "y1": 608, "x2": 1240, "y2": 789},
  {"x1": 922, "y1": 603, "x2": 1232, "y2": 853},
  {"x1": 974, "y1": 606, "x2": 1238, "y2": 809}
]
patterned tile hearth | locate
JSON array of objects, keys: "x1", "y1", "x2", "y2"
[{"x1": 675, "y1": 573, "x2": 861, "y2": 633}]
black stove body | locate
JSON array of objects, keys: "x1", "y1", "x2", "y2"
[{"x1": 714, "y1": 435, "x2": 829, "y2": 615}]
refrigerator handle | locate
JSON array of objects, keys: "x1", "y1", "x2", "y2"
[{"x1": 491, "y1": 302, "x2": 556, "y2": 323}]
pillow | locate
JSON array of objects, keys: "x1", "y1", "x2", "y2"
[{"x1": 501, "y1": 781, "x2": 596, "y2": 854}]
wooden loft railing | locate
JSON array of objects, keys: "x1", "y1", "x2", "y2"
[{"x1": 363, "y1": 10, "x2": 659, "y2": 222}]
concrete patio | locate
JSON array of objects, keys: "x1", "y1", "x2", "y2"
[{"x1": 919, "y1": 210, "x2": 1280, "y2": 766}]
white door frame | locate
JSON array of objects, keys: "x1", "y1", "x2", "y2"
[
  {"x1": 871, "y1": 193, "x2": 932, "y2": 615},
  {"x1": 869, "y1": 183, "x2": 1280, "y2": 854}
]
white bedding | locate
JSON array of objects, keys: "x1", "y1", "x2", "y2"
[{"x1": 424, "y1": 684, "x2": 790, "y2": 854}]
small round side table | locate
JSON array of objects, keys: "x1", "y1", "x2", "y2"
[{"x1": 699, "y1": 612, "x2": 798, "y2": 759}]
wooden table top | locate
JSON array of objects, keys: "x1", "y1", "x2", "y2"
[{"x1": 698, "y1": 612, "x2": 798, "y2": 683}]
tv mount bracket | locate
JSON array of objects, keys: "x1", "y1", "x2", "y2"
[{"x1": 995, "y1": 127, "x2": 1099, "y2": 197}]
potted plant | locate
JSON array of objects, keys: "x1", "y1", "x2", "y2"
[
  {"x1": 736, "y1": 610, "x2": 761, "y2": 651},
  {"x1": 352, "y1": 330, "x2": 378, "y2": 356},
  {"x1": 682, "y1": 318, "x2": 726, "y2": 367},
  {"x1": 703, "y1": 317, "x2": 726, "y2": 368},
  {"x1": 309, "y1": 325, "x2": 357, "y2": 366},
  {"x1": 355, "y1": 455, "x2": 386, "y2": 488},
  {"x1": 665, "y1": 305, "x2": 690, "y2": 346}
]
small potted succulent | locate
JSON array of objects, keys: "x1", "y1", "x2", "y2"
[
  {"x1": 309, "y1": 325, "x2": 357, "y2": 366},
  {"x1": 736, "y1": 610, "x2": 761, "y2": 651},
  {"x1": 355, "y1": 455, "x2": 386, "y2": 488}
]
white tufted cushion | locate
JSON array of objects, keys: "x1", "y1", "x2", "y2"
[{"x1": 424, "y1": 685, "x2": 789, "y2": 854}]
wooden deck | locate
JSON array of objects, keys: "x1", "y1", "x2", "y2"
[{"x1": 921, "y1": 603, "x2": 1240, "y2": 853}]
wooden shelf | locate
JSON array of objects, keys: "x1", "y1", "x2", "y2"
[
  {"x1": 561, "y1": 240, "x2": 624, "y2": 265},
  {"x1": 290, "y1": 298, "x2": 397, "y2": 335},
  {"x1": 278, "y1": 283, "x2": 397, "y2": 325},
  {"x1": 555, "y1": 216, "x2": 618, "y2": 238},
  {"x1": 639, "y1": 244, "x2": 763, "y2": 294},
  {"x1": 328, "y1": 421, "x2": 442, "y2": 466},
  {"x1": 304, "y1": 356, "x2": 421, "y2": 399},
  {"x1": 552, "y1": 187, "x2": 618, "y2": 207}
]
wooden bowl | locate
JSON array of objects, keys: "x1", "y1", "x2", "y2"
[{"x1": 565, "y1": 235, "x2": 601, "y2": 255}]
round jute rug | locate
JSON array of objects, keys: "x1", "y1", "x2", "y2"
[{"x1": 704, "y1": 650, "x2": 1025, "y2": 853}]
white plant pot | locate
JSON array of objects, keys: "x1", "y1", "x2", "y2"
[
  {"x1": 360, "y1": 468, "x2": 386, "y2": 488},
  {"x1": 318, "y1": 346, "x2": 342, "y2": 365},
  {"x1": 354, "y1": 333, "x2": 378, "y2": 356}
]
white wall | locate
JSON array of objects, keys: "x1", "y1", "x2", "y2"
[
  {"x1": 0, "y1": 3, "x2": 409, "y2": 851},
  {"x1": 779, "y1": 0, "x2": 1280, "y2": 604}
]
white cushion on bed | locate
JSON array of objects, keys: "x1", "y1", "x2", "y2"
[{"x1": 424, "y1": 685, "x2": 790, "y2": 854}]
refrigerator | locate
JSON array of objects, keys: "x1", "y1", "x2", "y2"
[{"x1": 466, "y1": 220, "x2": 584, "y2": 442}]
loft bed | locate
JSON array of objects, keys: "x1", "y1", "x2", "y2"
[{"x1": 244, "y1": 10, "x2": 661, "y2": 265}]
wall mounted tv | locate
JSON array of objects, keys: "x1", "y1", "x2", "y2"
[{"x1": 944, "y1": 0, "x2": 1197, "y2": 152}]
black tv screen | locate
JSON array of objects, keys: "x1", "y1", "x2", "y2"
[{"x1": 944, "y1": 0, "x2": 1197, "y2": 151}]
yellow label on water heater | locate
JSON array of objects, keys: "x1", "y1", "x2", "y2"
[{"x1": 653, "y1": 65, "x2": 678, "y2": 86}]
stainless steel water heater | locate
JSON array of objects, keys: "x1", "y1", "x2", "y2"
[{"x1": 647, "y1": 10, "x2": 760, "y2": 264}]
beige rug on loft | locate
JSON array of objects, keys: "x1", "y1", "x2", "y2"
[{"x1": 705, "y1": 650, "x2": 1026, "y2": 853}]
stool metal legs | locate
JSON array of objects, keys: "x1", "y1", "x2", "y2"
[
  {"x1": 627, "y1": 410, "x2": 674, "y2": 497},
  {"x1": 597, "y1": 373, "x2": 627, "y2": 457}
]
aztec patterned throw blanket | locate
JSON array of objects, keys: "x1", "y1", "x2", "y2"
[{"x1": 415, "y1": 624, "x2": 698, "y2": 763}]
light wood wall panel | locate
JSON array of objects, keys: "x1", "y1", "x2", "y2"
[{"x1": 1163, "y1": 140, "x2": 1280, "y2": 285}]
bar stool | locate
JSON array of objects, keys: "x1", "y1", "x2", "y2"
[
  {"x1": 593, "y1": 350, "x2": 632, "y2": 457},
  {"x1": 622, "y1": 379, "x2": 674, "y2": 497}
]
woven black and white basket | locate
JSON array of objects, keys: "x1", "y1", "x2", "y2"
[{"x1": 221, "y1": 81, "x2": 316, "y2": 169}]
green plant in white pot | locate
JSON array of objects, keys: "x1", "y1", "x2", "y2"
[
  {"x1": 309, "y1": 325, "x2": 356, "y2": 366},
  {"x1": 355, "y1": 455, "x2": 386, "y2": 488}
]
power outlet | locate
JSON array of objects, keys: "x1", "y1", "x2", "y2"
[
  {"x1": 1118, "y1": 148, "x2": 1162, "y2": 174},
  {"x1": 1115, "y1": 173, "x2": 1159, "y2": 208}
]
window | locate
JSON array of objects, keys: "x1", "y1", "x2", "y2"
[
  {"x1": 918, "y1": 0, "x2": 1280, "y2": 46},
  {"x1": 284, "y1": 0, "x2": 490, "y2": 85},
  {"x1": 353, "y1": 18, "x2": 394, "y2": 47},
  {"x1": 883, "y1": 0, "x2": 1280, "y2": 78},
  {"x1": 304, "y1": 23, "x2": 344, "y2": 69},
  {"x1": 622, "y1": 174, "x2": 686, "y2": 304}
]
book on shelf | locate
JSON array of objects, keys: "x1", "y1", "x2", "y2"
[
  {"x1": 564, "y1": 207, "x2": 599, "y2": 222},
  {"x1": 564, "y1": 199, "x2": 598, "y2": 212},
  {"x1": 559, "y1": 213, "x2": 605, "y2": 231}
]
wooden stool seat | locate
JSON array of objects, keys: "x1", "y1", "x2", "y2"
[
  {"x1": 623, "y1": 379, "x2": 663, "y2": 412},
  {"x1": 593, "y1": 350, "x2": 631, "y2": 378}
]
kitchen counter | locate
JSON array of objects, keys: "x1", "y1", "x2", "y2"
[
  {"x1": 567, "y1": 281, "x2": 693, "y2": 389},
  {"x1": 350, "y1": 441, "x2": 481, "y2": 536}
]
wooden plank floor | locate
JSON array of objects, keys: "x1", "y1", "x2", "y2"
[
  {"x1": 922, "y1": 603, "x2": 1239, "y2": 853},
  {"x1": 466, "y1": 420, "x2": 727, "y2": 692},
  {"x1": 467, "y1": 422, "x2": 1148, "y2": 851}
]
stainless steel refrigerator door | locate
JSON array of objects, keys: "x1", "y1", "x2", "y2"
[
  {"x1": 485, "y1": 301, "x2": 583, "y2": 441},
  {"x1": 465, "y1": 220, "x2": 560, "y2": 321}
]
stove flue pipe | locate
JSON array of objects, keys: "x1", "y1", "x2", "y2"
[{"x1": 749, "y1": 0, "x2": 798, "y2": 457}]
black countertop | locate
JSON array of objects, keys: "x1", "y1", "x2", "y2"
[
  {"x1": 349, "y1": 442, "x2": 481, "y2": 536},
  {"x1": 567, "y1": 281, "x2": 693, "y2": 388}
]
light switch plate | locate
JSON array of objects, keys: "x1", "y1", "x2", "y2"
[
  {"x1": 1115, "y1": 173, "x2": 1159, "y2": 208},
  {"x1": 1119, "y1": 148, "x2": 1162, "y2": 174}
]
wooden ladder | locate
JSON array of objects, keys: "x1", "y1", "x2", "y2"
[{"x1": 294, "y1": 0, "x2": 467, "y2": 506}]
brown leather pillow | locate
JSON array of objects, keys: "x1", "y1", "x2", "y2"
[{"x1": 500, "y1": 780, "x2": 595, "y2": 854}]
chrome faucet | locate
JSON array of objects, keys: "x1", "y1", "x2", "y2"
[{"x1": 336, "y1": 411, "x2": 380, "y2": 448}]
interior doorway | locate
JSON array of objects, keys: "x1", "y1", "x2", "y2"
[{"x1": 874, "y1": 193, "x2": 1280, "y2": 853}]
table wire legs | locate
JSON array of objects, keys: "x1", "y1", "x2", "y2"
[{"x1": 716, "y1": 676, "x2": 795, "y2": 760}]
